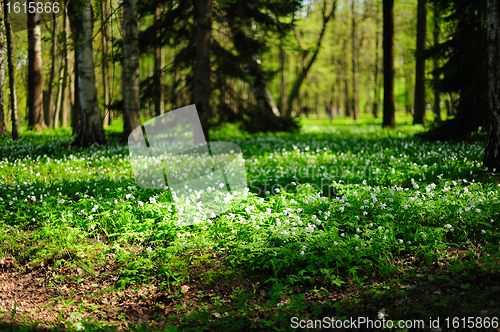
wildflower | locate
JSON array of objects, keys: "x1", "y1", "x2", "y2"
[
  {"x1": 90, "y1": 224, "x2": 95, "y2": 230},
  {"x1": 149, "y1": 197, "x2": 157, "y2": 204},
  {"x1": 300, "y1": 251, "x2": 305, "y2": 256},
  {"x1": 89, "y1": 215, "x2": 93, "y2": 220},
  {"x1": 255, "y1": 225, "x2": 260, "y2": 230},
  {"x1": 138, "y1": 201, "x2": 144, "y2": 207},
  {"x1": 302, "y1": 245, "x2": 307, "y2": 250},
  {"x1": 334, "y1": 241, "x2": 338, "y2": 245}
]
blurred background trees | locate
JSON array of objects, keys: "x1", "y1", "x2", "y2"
[{"x1": 0, "y1": 0, "x2": 492, "y2": 144}]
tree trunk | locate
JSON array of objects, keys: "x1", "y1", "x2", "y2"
[
  {"x1": 351, "y1": 0, "x2": 358, "y2": 121},
  {"x1": 154, "y1": 6, "x2": 165, "y2": 117},
  {"x1": 71, "y1": 56, "x2": 80, "y2": 135},
  {"x1": 53, "y1": 59, "x2": 64, "y2": 128},
  {"x1": 193, "y1": 0, "x2": 213, "y2": 143},
  {"x1": 382, "y1": 0, "x2": 396, "y2": 128},
  {"x1": 102, "y1": 0, "x2": 111, "y2": 126},
  {"x1": 45, "y1": 12, "x2": 58, "y2": 128},
  {"x1": 413, "y1": 0, "x2": 427, "y2": 125},
  {"x1": 4, "y1": 1, "x2": 19, "y2": 140},
  {"x1": 285, "y1": 0, "x2": 337, "y2": 117},
  {"x1": 67, "y1": 0, "x2": 107, "y2": 146},
  {"x1": 484, "y1": 0, "x2": 500, "y2": 171},
  {"x1": 0, "y1": 19, "x2": 6, "y2": 135},
  {"x1": 122, "y1": 0, "x2": 141, "y2": 142},
  {"x1": 432, "y1": 3, "x2": 442, "y2": 122},
  {"x1": 278, "y1": 38, "x2": 286, "y2": 116},
  {"x1": 62, "y1": 7, "x2": 72, "y2": 129},
  {"x1": 373, "y1": 0, "x2": 380, "y2": 119},
  {"x1": 27, "y1": 0, "x2": 46, "y2": 131}
]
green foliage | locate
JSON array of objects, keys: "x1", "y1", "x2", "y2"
[{"x1": 1, "y1": 118, "x2": 499, "y2": 330}]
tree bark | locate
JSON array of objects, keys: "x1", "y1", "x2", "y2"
[
  {"x1": 122, "y1": 0, "x2": 141, "y2": 142},
  {"x1": 278, "y1": 38, "x2": 286, "y2": 116},
  {"x1": 53, "y1": 59, "x2": 64, "y2": 128},
  {"x1": 413, "y1": 0, "x2": 427, "y2": 125},
  {"x1": 154, "y1": 6, "x2": 165, "y2": 117},
  {"x1": 193, "y1": 0, "x2": 213, "y2": 143},
  {"x1": 373, "y1": 0, "x2": 380, "y2": 119},
  {"x1": 63, "y1": 6, "x2": 72, "y2": 129},
  {"x1": 101, "y1": 0, "x2": 112, "y2": 126},
  {"x1": 45, "y1": 12, "x2": 58, "y2": 128},
  {"x1": 0, "y1": 17, "x2": 6, "y2": 135},
  {"x1": 285, "y1": 0, "x2": 337, "y2": 117},
  {"x1": 27, "y1": 0, "x2": 46, "y2": 131},
  {"x1": 484, "y1": 0, "x2": 500, "y2": 171},
  {"x1": 351, "y1": 0, "x2": 358, "y2": 121},
  {"x1": 382, "y1": 0, "x2": 396, "y2": 128},
  {"x1": 71, "y1": 56, "x2": 79, "y2": 135},
  {"x1": 4, "y1": 0, "x2": 19, "y2": 140},
  {"x1": 432, "y1": 2, "x2": 442, "y2": 122},
  {"x1": 67, "y1": 0, "x2": 107, "y2": 146}
]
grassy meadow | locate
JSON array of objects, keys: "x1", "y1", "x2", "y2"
[{"x1": 0, "y1": 113, "x2": 499, "y2": 331}]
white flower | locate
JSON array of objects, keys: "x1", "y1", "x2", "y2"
[
  {"x1": 334, "y1": 241, "x2": 338, "y2": 245},
  {"x1": 146, "y1": 247, "x2": 152, "y2": 252},
  {"x1": 398, "y1": 239, "x2": 403, "y2": 244},
  {"x1": 149, "y1": 197, "x2": 157, "y2": 204},
  {"x1": 113, "y1": 210, "x2": 118, "y2": 214},
  {"x1": 341, "y1": 233, "x2": 345, "y2": 237},
  {"x1": 138, "y1": 201, "x2": 144, "y2": 207},
  {"x1": 302, "y1": 245, "x2": 307, "y2": 250},
  {"x1": 300, "y1": 251, "x2": 305, "y2": 256},
  {"x1": 89, "y1": 215, "x2": 93, "y2": 220},
  {"x1": 90, "y1": 224, "x2": 95, "y2": 230},
  {"x1": 255, "y1": 225, "x2": 260, "y2": 230}
]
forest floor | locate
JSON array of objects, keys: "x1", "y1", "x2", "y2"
[{"x1": 1, "y1": 115, "x2": 499, "y2": 331}]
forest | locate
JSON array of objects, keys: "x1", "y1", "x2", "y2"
[{"x1": 0, "y1": 0, "x2": 500, "y2": 331}]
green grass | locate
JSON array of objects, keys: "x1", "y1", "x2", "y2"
[{"x1": 0, "y1": 117, "x2": 499, "y2": 331}]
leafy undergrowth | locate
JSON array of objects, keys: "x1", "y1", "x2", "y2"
[{"x1": 1, "y1": 118, "x2": 500, "y2": 331}]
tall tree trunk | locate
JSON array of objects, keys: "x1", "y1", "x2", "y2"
[
  {"x1": 53, "y1": 60, "x2": 64, "y2": 128},
  {"x1": 71, "y1": 57, "x2": 80, "y2": 135},
  {"x1": 45, "y1": 12, "x2": 58, "y2": 128},
  {"x1": 484, "y1": 0, "x2": 500, "y2": 171},
  {"x1": 67, "y1": 0, "x2": 107, "y2": 146},
  {"x1": 154, "y1": 6, "x2": 165, "y2": 116},
  {"x1": 285, "y1": 0, "x2": 337, "y2": 117},
  {"x1": 122, "y1": 0, "x2": 141, "y2": 142},
  {"x1": 101, "y1": 0, "x2": 111, "y2": 126},
  {"x1": 413, "y1": 0, "x2": 427, "y2": 125},
  {"x1": 63, "y1": 6, "x2": 72, "y2": 129},
  {"x1": 432, "y1": 3, "x2": 442, "y2": 122},
  {"x1": 27, "y1": 0, "x2": 46, "y2": 131},
  {"x1": 4, "y1": 1, "x2": 19, "y2": 140},
  {"x1": 0, "y1": 18, "x2": 6, "y2": 135},
  {"x1": 193, "y1": 0, "x2": 213, "y2": 143},
  {"x1": 373, "y1": 0, "x2": 380, "y2": 119},
  {"x1": 278, "y1": 38, "x2": 286, "y2": 116},
  {"x1": 382, "y1": 0, "x2": 396, "y2": 128},
  {"x1": 351, "y1": 0, "x2": 358, "y2": 121}
]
